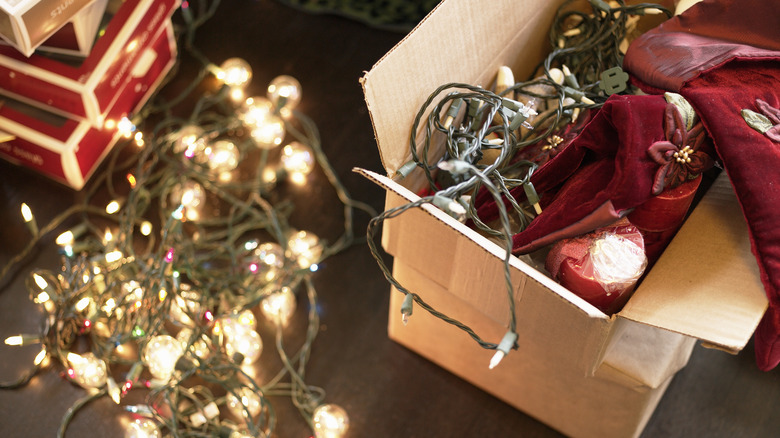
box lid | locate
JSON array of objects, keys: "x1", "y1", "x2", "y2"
[
  {"x1": 361, "y1": 0, "x2": 560, "y2": 177},
  {"x1": 620, "y1": 172, "x2": 767, "y2": 353},
  {"x1": 361, "y1": 0, "x2": 767, "y2": 354}
]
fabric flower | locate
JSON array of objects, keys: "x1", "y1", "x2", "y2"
[
  {"x1": 742, "y1": 99, "x2": 780, "y2": 142},
  {"x1": 647, "y1": 103, "x2": 713, "y2": 195}
]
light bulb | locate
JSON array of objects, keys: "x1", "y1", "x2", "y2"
[
  {"x1": 217, "y1": 309, "x2": 257, "y2": 336},
  {"x1": 280, "y1": 141, "x2": 315, "y2": 180},
  {"x1": 170, "y1": 181, "x2": 206, "y2": 221},
  {"x1": 247, "y1": 242, "x2": 284, "y2": 283},
  {"x1": 174, "y1": 125, "x2": 207, "y2": 156},
  {"x1": 287, "y1": 230, "x2": 322, "y2": 269},
  {"x1": 312, "y1": 404, "x2": 349, "y2": 438},
  {"x1": 67, "y1": 352, "x2": 108, "y2": 388},
  {"x1": 169, "y1": 284, "x2": 202, "y2": 326},
  {"x1": 249, "y1": 115, "x2": 285, "y2": 149},
  {"x1": 20, "y1": 203, "x2": 33, "y2": 222},
  {"x1": 261, "y1": 287, "x2": 296, "y2": 326},
  {"x1": 224, "y1": 327, "x2": 262, "y2": 365},
  {"x1": 239, "y1": 96, "x2": 274, "y2": 126},
  {"x1": 227, "y1": 386, "x2": 263, "y2": 418},
  {"x1": 176, "y1": 328, "x2": 210, "y2": 359},
  {"x1": 267, "y1": 75, "x2": 301, "y2": 114},
  {"x1": 217, "y1": 58, "x2": 252, "y2": 89},
  {"x1": 206, "y1": 140, "x2": 239, "y2": 174},
  {"x1": 142, "y1": 335, "x2": 184, "y2": 381},
  {"x1": 125, "y1": 418, "x2": 161, "y2": 438}
]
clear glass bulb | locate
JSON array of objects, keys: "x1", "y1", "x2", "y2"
[
  {"x1": 249, "y1": 115, "x2": 285, "y2": 149},
  {"x1": 206, "y1": 140, "x2": 239, "y2": 174},
  {"x1": 247, "y1": 242, "x2": 285, "y2": 284},
  {"x1": 261, "y1": 287, "x2": 296, "y2": 326},
  {"x1": 176, "y1": 125, "x2": 208, "y2": 163},
  {"x1": 227, "y1": 386, "x2": 263, "y2": 419},
  {"x1": 176, "y1": 328, "x2": 211, "y2": 359},
  {"x1": 169, "y1": 284, "x2": 202, "y2": 326},
  {"x1": 281, "y1": 141, "x2": 315, "y2": 177},
  {"x1": 170, "y1": 181, "x2": 206, "y2": 221},
  {"x1": 218, "y1": 58, "x2": 252, "y2": 89},
  {"x1": 68, "y1": 352, "x2": 107, "y2": 388},
  {"x1": 224, "y1": 327, "x2": 262, "y2": 365},
  {"x1": 312, "y1": 404, "x2": 349, "y2": 438},
  {"x1": 125, "y1": 418, "x2": 161, "y2": 438},
  {"x1": 267, "y1": 75, "x2": 301, "y2": 113},
  {"x1": 287, "y1": 230, "x2": 322, "y2": 269},
  {"x1": 239, "y1": 96, "x2": 274, "y2": 126},
  {"x1": 142, "y1": 335, "x2": 184, "y2": 381}
]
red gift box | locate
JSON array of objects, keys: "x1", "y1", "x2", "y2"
[
  {"x1": 0, "y1": 0, "x2": 97, "y2": 57},
  {"x1": 33, "y1": 0, "x2": 109, "y2": 57},
  {"x1": 0, "y1": 0, "x2": 179, "y2": 127},
  {"x1": 0, "y1": 21, "x2": 176, "y2": 189}
]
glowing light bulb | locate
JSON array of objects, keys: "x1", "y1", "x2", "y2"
[
  {"x1": 174, "y1": 125, "x2": 207, "y2": 157},
  {"x1": 287, "y1": 230, "x2": 322, "y2": 269},
  {"x1": 312, "y1": 404, "x2": 349, "y2": 438},
  {"x1": 56, "y1": 230, "x2": 75, "y2": 246},
  {"x1": 176, "y1": 328, "x2": 211, "y2": 359},
  {"x1": 140, "y1": 221, "x2": 153, "y2": 236},
  {"x1": 224, "y1": 327, "x2": 262, "y2": 365},
  {"x1": 217, "y1": 58, "x2": 252, "y2": 89},
  {"x1": 267, "y1": 75, "x2": 301, "y2": 115},
  {"x1": 169, "y1": 284, "x2": 202, "y2": 326},
  {"x1": 20, "y1": 203, "x2": 33, "y2": 222},
  {"x1": 74, "y1": 297, "x2": 91, "y2": 312},
  {"x1": 247, "y1": 242, "x2": 284, "y2": 283},
  {"x1": 125, "y1": 418, "x2": 161, "y2": 438},
  {"x1": 117, "y1": 117, "x2": 135, "y2": 138},
  {"x1": 67, "y1": 352, "x2": 108, "y2": 388},
  {"x1": 206, "y1": 140, "x2": 239, "y2": 174},
  {"x1": 250, "y1": 115, "x2": 285, "y2": 149},
  {"x1": 227, "y1": 386, "x2": 263, "y2": 418},
  {"x1": 280, "y1": 142, "x2": 315, "y2": 183},
  {"x1": 33, "y1": 273, "x2": 49, "y2": 290},
  {"x1": 239, "y1": 96, "x2": 274, "y2": 125},
  {"x1": 261, "y1": 287, "x2": 296, "y2": 326},
  {"x1": 105, "y1": 250, "x2": 123, "y2": 263},
  {"x1": 142, "y1": 335, "x2": 184, "y2": 381},
  {"x1": 170, "y1": 181, "x2": 205, "y2": 221}
]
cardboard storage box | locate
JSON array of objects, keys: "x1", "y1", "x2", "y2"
[
  {"x1": 0, "y1": 0, "x2": 179, "y2": 127},
  {"x1": 359, "y1": 0, "x2": 769, "y2": 437},
  {"x1": 0, "y1": 21, "x2": 176, "y2": 189},
  {"x1": 0, "y1": 0, "x2": 96, "y2": 57}
]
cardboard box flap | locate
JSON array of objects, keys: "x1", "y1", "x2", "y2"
[
  {"x1": 620, "y1": 172, "x2": 768, "y2": 353},
  {"x1": 361, "y1": 0, "x2": 562, "y2": 176},
  {"x1": 355, "y1": 167, "x2": 609, "y2": 322}
]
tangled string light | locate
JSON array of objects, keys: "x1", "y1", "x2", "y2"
[
  {"x1": 0, "y1": 2, "x2": 370, "y2": 437},
  {"x1": 367, "y1": 0, "x2": 671, "y2": 369}
]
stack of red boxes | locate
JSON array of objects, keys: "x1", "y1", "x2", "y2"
[{"x1": 0, "y1": 0, "x2": 180, "y2": 189}]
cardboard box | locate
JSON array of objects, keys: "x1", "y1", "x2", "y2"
[
  {"x1": 0, "y1": 0, "x2": 179, "y2": 127},
  {"x1": 0, "y1": 21, "x2": 176, "y2": 189},
  {"x1": 359, "y1": 0, "x2": 769, "y2": 436},
  {"x1": 0, "y1": 0, "x2": 96, "y2": 57}
]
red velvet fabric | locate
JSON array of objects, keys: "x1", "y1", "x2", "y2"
[
  {"x1": 475, "y1": 95, "x2": 671, "y2": 253},
  {"x1": 624, "y1": 0, "x2": 780, "y2": 370}
]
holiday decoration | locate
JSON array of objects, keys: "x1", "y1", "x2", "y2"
[
  {"x1": 623, "y1": 0, "x2": 780, "y2": 371},
  {"x1": 0, "y1": 2, "x2": 365, "y2": 437}
]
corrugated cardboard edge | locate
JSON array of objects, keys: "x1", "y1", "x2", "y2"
[
  {"x1": 360, "y1": 0, "x2": 563, "y2": 176},
  {"x1": 620, "y1": 172, "x2": 767, "y2": 353},
  {"x1": 355, "y1": 167, "x2": 608, "y2": 320}
]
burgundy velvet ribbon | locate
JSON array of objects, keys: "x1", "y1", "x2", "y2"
[{"x1": 624, "y1": 0, "x2": 780, "y2": 370}]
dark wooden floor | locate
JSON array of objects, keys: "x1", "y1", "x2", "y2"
[{"x1": 1, "y1": 1, "x2": 779, "y2": 437}]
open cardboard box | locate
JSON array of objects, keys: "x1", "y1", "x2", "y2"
[{"x1": 358, "y1": 0, "x2": 769, "y2": 437}]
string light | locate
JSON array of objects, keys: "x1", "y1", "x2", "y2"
[
  {"x1": 0, "y1": 3, "x2": 369, "y2": 435},
  {"x1": 312, "y1": 404, "x2": 349, "y2": 438}
]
